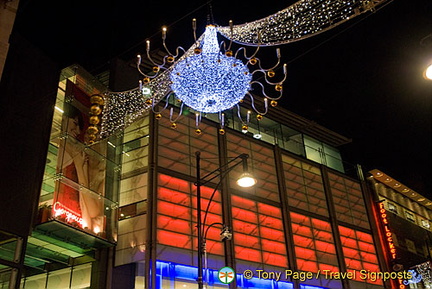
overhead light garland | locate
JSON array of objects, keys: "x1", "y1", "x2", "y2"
[
  {"x1": 217, "y1": 0, "x2": 391, "y2": 46},
  {"x1": 102, "y1": 20, "x2": 287, "y2": 137},
  {"x1": 99, "y1": 0, "x2": 391, "y2": 138}
]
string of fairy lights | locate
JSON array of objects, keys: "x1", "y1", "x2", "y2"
[
  {"x1": 97, "y1": 0, "x2": 391, "y2": 139},
  {"x1": 218, "y1": 0, "x2": 389, "y2": 46}
]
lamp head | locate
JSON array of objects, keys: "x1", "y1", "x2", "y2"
[
  {"x1": 236, "y1": 154, "x2": 257, "y2": 187},
  {"x1": 236, "y1": 172, "x2": 257, "y2": 188}
]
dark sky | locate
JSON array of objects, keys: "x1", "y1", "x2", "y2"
[{"x1": 13, "y1": 0, "x2": 431, "y2": 196}]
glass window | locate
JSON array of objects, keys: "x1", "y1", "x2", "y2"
[
  {"x1": 405, "y1": 211, "x2": 416, "y2": 223},
  {"x1": 329, "y1": 172, "x2": 370, "y2": 229},
  {"x1": 226, "y1": 133, "x2": 280, "y2": 202},
  {"x1": 304, "y1": 136, "x2": 344, "y2": 173},
  {"x1": 282, "y1": 155, "x2": 328, "y2": 217},
  {"x1": 387, "y1": 202, "x2": 398, "y2": 214},
  {"x1": 231, "y1": 196, "x2": 288, "y2": 268},
  {"x1": 156, "y1": 174, "x2": 224, "y2": 267},
  {"x1": 290, "y1": 212, "x2": 342, "y2": 288},
  {"x1": 421, "y1": 219, "x2": 430, "y2": 229},
  {"x1": 338, "y1": 226, "x2": 382, "y2": 286}
]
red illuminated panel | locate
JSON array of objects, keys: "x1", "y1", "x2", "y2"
[
  {"x1": 231, "y1": 195, "x2": 255, "y2": 209},
  {"x1": 358, "y1": 241, "x2": 375, "y2": 253},
  {"x1": 235, "y1": 246, "x2": 262, "y2": 262},
  {"x1": 260, "y1": 226, "x2": 285, "y2": 242},
  {"x1": 291, "y1": 223, "x2": 313, "y2": 237},
  {"x1": 313, "y1": 230, "x2": 333, "y2": 241},
  {"x1": 158, "y1": 200, "x2": 190, "y2": 220},
  {"x1": 205, "y1": 239, "x2": 224, "y2": 255},
  {"x1": 232, "y1": 207, "x2": 258, "y2": 223},
  {"x1": 342, "y1": 247, "x2": 360, "y2": 259},
  {"x1": 340, "y1": 236, "x2": 358, "y2": 249},
  {"x1": 355, "y1": 231, "x2": 374, "y2": 243},
  {"x1": 231, "y1": 196, "x2": 287, "y2": 267},
  {"x1": 319, "y1": 264, "x2": 339, "y2": 272},
  {"x1": 158, "y1": 187, "x2": 190, "y2": 206},
  {"x1": 157, "y1": 174, "x2": 224, "y2": 256},
  {"x1": 297, "y1": 259, "x2": 318, "y2": 272},
  {"x1": 338, "y1": 225, "x2": 355, "y2": 238},
  {"x1": 344, "y1": 258, "x2": 362, "y2": 270},
  {"x1": 339, "y1": 225, "x2": 382, "y2": 285},
  {"x1": 363, "y1": 262, "x2": 380, "y2": 272},
  {"x1": 360, "y1": 252, "x2": 378, "y2": 264},
  {"x1": 200, "y1": 212, "x2": 221, "y2": 226},
  {"x1": 157, "y1": 230, "x2": 192, "y2": 249},
  {"x1": 198, "y1": 185, "x2": 221, "y2": 201},
  {"x1": 261, "y1": 240, "x2": 286, "y2": 254},
  {"x1": 205, "y1": 226, "x2": 224, "y2": 242},
  {"x1": 290, "y1": 212, "x2": 311, "y2": 226},
  {"x1": 312, "y1": 218, "x2": 332, "y2": 231},
  {"x1": 259, "y1": 215, "x2": 283, "y2": 230},
  {"x1": 314, "y1": 240, "x2": 336, "y2": 254},
  {"x1": 194, "y1": 197, "x2": 222, "y2": 215},
  {"x1": 292, "y1": 235, "x2": 314, "y2": 248},
  {"x1": 235, "y1": 233, "x2": 260, "y2": 249},
  {"x1": 232, "y1": 219, "x2": 259, "y2": 236},
  {"x1": 291, "y1": 213, "x2": 341, "y2": 274},
  {"x1": 157, "y1": 215, "x2": 191, "y2": 234},
  {"x1": 159, "y1": 174, "x2": 190, "y2": 192},
  {"x1": 263, "y1": 252, "x2": 287, "y2": 267},
  {"x1": 295, "y1": 247, "x2": 317, "y2": 261},
  {"x1": 258, "y1": 203, "x2": 282, "y2": 218}
]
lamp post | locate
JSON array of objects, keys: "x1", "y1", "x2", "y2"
[{"x1": 195, "y1": 151, "x2": 256, "y2": 289}]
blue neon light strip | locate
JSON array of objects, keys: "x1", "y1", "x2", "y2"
[{"x1": 156, "y1": 260, "x2": 327, "y2": 289}]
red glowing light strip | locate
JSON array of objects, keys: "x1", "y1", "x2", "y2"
[
  {"x1": 379, "y1": 202, "x2": 396, "y2": 260},
  {"x1": 379, "y1": 202, "x2": 406, "y2": 289}
]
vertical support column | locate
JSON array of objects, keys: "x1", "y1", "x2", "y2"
[
  {"x1": 217, "y1": 131, "x2": 237, "y2": 289},
  {"x1": 145, "y1": 114, "x2": 158, "y2": 289},
  {"x1": 273, "y1": 146, "x2": 300, "y2": 289},
  {"x1": 91, "y1": 248, "x2": 110, "y2": 289},
  {"x1": 196, "y1": 151, "x2": 204, "y2": 289},
  {"x1": 321, "y1": 166, "x2": 351, "y2": 289},
  {"x1": 9, "y1": 236, "x2": 26, "y2": 289}
]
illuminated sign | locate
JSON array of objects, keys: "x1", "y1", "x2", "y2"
[
  {"x1": 379, "y1": 202, "x2": 406, "y2": 289},
  {"x1": 379, "y1": 202, "x2": 397, "y2": 259},
  {"x1": 53, "y1": 201, "x2": 86, "y2": 228}
]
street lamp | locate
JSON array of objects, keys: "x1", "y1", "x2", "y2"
[{"x1": 195, "y1": 151, "x2": 256, "y2": 289}]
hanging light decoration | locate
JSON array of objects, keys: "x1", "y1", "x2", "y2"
[
  {"x1": 100, "y1": 0, "x2": 391, "y2": 138},
  {"x1": 170, "y1": 25, "x2": 252, "y2": 114},
  {"x1": 132, "y1": 19, "x2": 287, "y2": 135}
]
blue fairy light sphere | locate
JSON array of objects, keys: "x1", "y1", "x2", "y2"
[{"x1": 170, "y1": 25, "x2": 252, "y2": 113}]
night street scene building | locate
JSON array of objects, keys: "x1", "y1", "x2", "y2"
[
  {"x1": 368, "y1": 170, "x2": 432, "y2": 289},
  {"x1": 0, "y1": 0, "x2": 431, "y2": 289}
]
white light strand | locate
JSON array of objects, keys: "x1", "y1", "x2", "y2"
[{"x1": 217, "y1": 0, "x2": 391, "y2": 46}]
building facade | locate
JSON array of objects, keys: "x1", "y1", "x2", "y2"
[
  {"x1": 0, "y1": 64, "x2": 413, "y2": 289},
  {"x1": 0, "y1": 59, "x2": 432, "y2": 289},
  {"x1": 368, "y1": 169, "x2": 432, "y2": 289}
]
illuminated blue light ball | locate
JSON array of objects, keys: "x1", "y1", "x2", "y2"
[{"x1": 170, "y1": 26, "x2": 252, "y2": 113}]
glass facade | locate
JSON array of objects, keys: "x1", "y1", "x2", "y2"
[
  {"x1": 39, "y1": 73, "x2": 120, "y2": 242},
  {"x1": 142, "y1": 103, "x2": 385, "y2": 289},
  {"x1": 3, "y1": 65, "x2": 392, "y2": 289},
  {"x1": 12, "y1": 66, "x2": 122, "y2": 288}
]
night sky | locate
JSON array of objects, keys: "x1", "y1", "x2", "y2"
[{"x1": 12, "y1": 0, "x2": 431, "y2": 196}]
